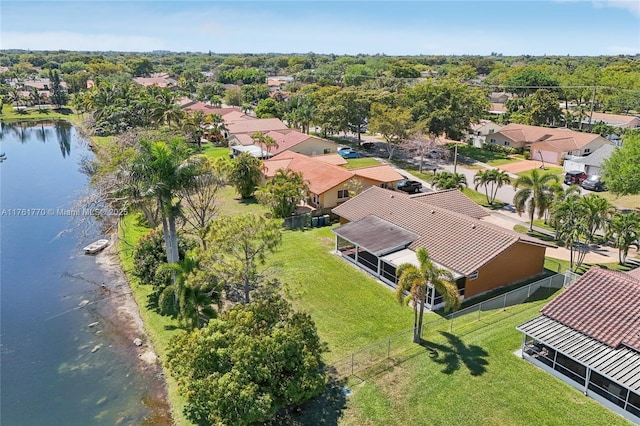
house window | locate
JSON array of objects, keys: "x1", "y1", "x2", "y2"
[
  {"x1": 337, "y1": 190, "x2": 349, "y2": 199},
  {"x1": 380, "y1": 182, "x2": 389, "y2": 189},
  {"x1": 468, "y1": 271, "x2": 478, "y2": 280},
  {"x1": 490, "y1": 138, "x2": 496, "y2": 143},
  {"x1": 503, "y1": 141, "x2": 510, "y2": 147},
  {"x1": 324, "y1": 148, "x2": 331, "y2": 154},
  {"x1": 583, "y1": 148, "x2": 590, "y2": 154},
  {"x1": 311, "y1": 194, "x2": 320, "y2": 206}
]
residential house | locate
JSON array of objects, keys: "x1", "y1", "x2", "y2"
[
  {"x1": 332, "y1": 187, "x2": 553, "y2": 309},
  {"x1": 468, "y1": 119, "x2": 503, "y2": 147},
  {"x1": 563, "y1": 144, "x2": 616, "y2": 175},
  {"x1": 225, "y1": 117, "x2": 289, "y2": 136},
  {"x1": 517, "y1": 267, "x2": 640, "y2": 424},
  {"x1": 488, "y1": 92, "x2": 512, "y2": 103},
  {"x1": 486, "y1": 124, "x2": 611, "y2": 164},
  {"x1": 261, "y1": 152, "x2": 404, "y2": 214},
  {"x1": 258, "y1": 130, "x2": 340, "y2": 157},
  {"x1": 584, "y1": 112, "x2": 640, "y2": 130},
  {"x1": 133, "y1": 72, "x2": 178, "y2": 89}
]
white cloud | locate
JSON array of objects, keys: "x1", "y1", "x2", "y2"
[
  {"x1": 592, "y1": 0, "x2": 640, "y2": 16},
  {"x1": 0, "y1": 32, "x2": 165, "y2": 52}
]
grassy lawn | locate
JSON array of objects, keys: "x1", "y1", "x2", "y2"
[
  {"x1": 599, "y1": 191, "x2": 640, "y2": 211},
  {"x1": 201, "y1": 144, "x2": 230, "y2": 159},
  {"x1": 452, "y1": 144, "x2": 517, "y2": 165},
  {"x1": 543, "y1": 256, "x2": 636, "y2": 275},
  {"x1": 461, "y1": 187, "x2": 507, "y2": 209},
  {"x1": 1, "y1": 104, "x2": 79, "y2": 123},
  {"x1": 339, "y1": 302, "x2": 631, "y2": 426},
  {"x1": 343, "y1": 157, "x2": 383, "y2": 169}
]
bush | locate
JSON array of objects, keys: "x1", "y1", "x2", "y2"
[{"x1": 523, "y1": 150, "x2": 532, "y2": 160}]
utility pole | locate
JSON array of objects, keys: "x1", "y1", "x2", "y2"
[
  {"x1": 588, "y1": 85, "x2": 597, "y2": 130},
  {"x1": 453, "y1": 142, "x2": 458, "y2": 174}
]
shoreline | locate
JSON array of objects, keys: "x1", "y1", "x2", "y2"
[{"x1": 94, "y1": 242, "x2": 173, "y2": 424}]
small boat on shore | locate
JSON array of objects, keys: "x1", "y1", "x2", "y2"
[{"x1": 83, "y1": 239, "x2": 109, "y2": 254}]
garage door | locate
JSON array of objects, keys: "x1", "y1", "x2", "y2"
[{"x1": 532, "y1": 150, "x2": 558, "y2": 165}]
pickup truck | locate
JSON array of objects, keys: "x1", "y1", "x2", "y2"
[{"x1": 397, "y1": 179, "x2": 422, "y2": 194}]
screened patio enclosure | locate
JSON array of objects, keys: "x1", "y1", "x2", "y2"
[
  {"x1": 517, "y1": 315, "x2": 640, "y2": 424},
  {"x1": 333, "y1": 216, "x2": 465, "y2": 310}
]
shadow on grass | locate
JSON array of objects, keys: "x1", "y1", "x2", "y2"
[
  {"x1": 274, "y1": 371, "x2": 347, "y2": 426},
  {"x1": 420, "y1": 332, "x2": 489, "y2": 376},
  {"x1": 238, "y1": 196, "x2": 259, "y2": 205}
]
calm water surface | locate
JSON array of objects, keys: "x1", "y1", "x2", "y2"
[{"x1": 0, "y1": 122, "x2": 170, "y2": 425}]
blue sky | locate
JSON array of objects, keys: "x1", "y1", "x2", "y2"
[{"x1": 1, "y1": 1, "x2": 639, "y2": 55}]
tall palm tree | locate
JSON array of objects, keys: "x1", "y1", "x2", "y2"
[
  {"x1": 473, "y1": 170, "x2": 493, "y2": 205},
  {"x1": 251, "y1": 131, "x2": 279, "y2": 154},
  {"x1": 129, "y1": 139, "x2": 201, "y2": 264},
  {"x1": 29, "y1": 87, "x2": 42, "y2": 109},
  {"x1": 513, "y1": 169, "x2": 559, "y2": 232},
  {"x1": 395, "y1": 248, "x2": 461, "y2": 343},
  {"x1": 581, "y1": 194, "x2": 614, "y2": 243},
  {"x1": 555, "y1": 196, "x2": 589, "y2": 271},
  {"x1": 607, "y1": 211, "x2": 640, "y2": 265},
  {"x1": 474, "y1": 169, "x2": 511, "y2": 205},
  {"x1": 151, "y1": 89, "x2": 183, "y2": 127},
  {"x1": 547, "y1": 183, "x2": 582, "y2": 233}
]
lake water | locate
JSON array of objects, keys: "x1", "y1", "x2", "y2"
[{"x1": 0, "y1": 121, "x2": 170, "y2": 425}]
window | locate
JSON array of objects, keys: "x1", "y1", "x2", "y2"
[
  {"x1": 380, "y1": 182, "x2": 389, "y2": 189},
  {"x1": 490, "y1": 138, "x2": 496, "y2": 143},
  {"x1": 468, "y1": 271, "x2": 478, "y2": 280},
  {"x1": 324, "y1": 148, "x2": 331, "y2": 154},
  {"x1": 311, "y1": 194, "x2": 320, "y2": 206},
  {"x1": 503, "y1": 141, "x2": 510, "y2": 147},
  {"x1": 583, "y1": 148, "x2": 591, "y2": 154},
  {"x1": 338, "y1": 190, "x2": 349, "y2": 199}
]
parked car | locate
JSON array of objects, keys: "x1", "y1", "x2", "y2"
[
  {"x1": 338, "y1": 147, "x2": 361, "y2": 159},
  {"x1": 397, "y1": 179, "x2": 422, "y2": 194},
  {"x1": 581, "y1": 175, "x2": 607, "y2": 191},
  {"x1": 564, "y1": 170, "x2": 588, "y2": 185}
]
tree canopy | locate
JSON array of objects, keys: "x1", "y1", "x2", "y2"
[
  {"x1": 602, "y1": 134, "x2": 640, "y2": 196},
  {"x1": 166, "y1": 297, "x2": 327, "y2": 426}
]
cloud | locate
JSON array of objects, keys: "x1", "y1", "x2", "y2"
[
  {"x1": 1, "y1": 32, "x2": 165, "y2": 52},
  {"x1": 592, "y1": 0, "x2": 640, "y2": 16}
]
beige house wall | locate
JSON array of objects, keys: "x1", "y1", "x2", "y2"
[
  {"x1": 486, "y1": 133, "x2": 524, "y2": 149},
  {"x1": 289, "y1": 138, "x2": 340, "y2": 156}
]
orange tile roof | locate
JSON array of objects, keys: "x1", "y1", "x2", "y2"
[
  {"x1": 332, "y1": 186, "x2": 551, "y2": 275},
  {"x1": 222, "y1": 110, "x2": 252, "y2": 122},
  {"x1": 264, "y1": 152, "x2": 353, "y2": 194},
  {"x1": 541, "y1": 267, "x2": 640, "y2": 351},
  {"x1": 351, "y1": 164, "x2": 404, "y2": 183},
  {"x1": 313, "y1": 153, "x2": 348, "y2": 166},
  {"x1": 263, "y1": 130, "x2": 311, "y2": 154},
  {"x1": 492, "y1": 124, "x2": 605, "y2": 150}
]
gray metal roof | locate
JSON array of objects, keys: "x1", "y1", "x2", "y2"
[
  {"x1": 564, "y1": 144, "x2": 615, "y2": 167},
  {"x1": 517, "y1": 315, "x2": 640, "y2": 391},
  {"x1": 333, "y1": 215, "x2": 419, "y2": 256}
]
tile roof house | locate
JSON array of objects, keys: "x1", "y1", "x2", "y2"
[
  {"x1": 332, "y1": 186, "x2": 553, "y2": 309},
  {"x1": 133, "y1": 72, "x2": 178, "y2": 89},
  {"x1": 261, "y1": 152, "x2": 404, "y2": 214},
  {"x1": 517, "y1": 267, "x2": 640, "y2": 424},
  {"x1": 261, "y1": 130, "x2": 340, "y2": 156},
  {"x1": 584, "y1": 112, "x2": 640, "y2": 130},
  {"x1": 225, "y1": 117, "x2": 289, "y2": 136},
  {"x1": 486, "y1": 124, "x2": 611, "y2": 165}
]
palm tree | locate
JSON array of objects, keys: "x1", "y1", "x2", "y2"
[
  {"x1": 251, "y1": 131, "x2": 279, "y2": 154},
  {"x1": 151, "y1": 89, "x2": 183, "y2": 127},
  {"x1": 547, "y1": 183, "x2": 581, "y2": 233},
  {"x1": 607, "y1": 211, "x2": 640, "y2": 265},
  {"x1": 555, "y1": 196, "x2": 589, "y2": 271},
  {"x1": 129, "y1": 139, "x2": 201, "y2": 264},
  {"x1": 395, "y1": 248, "x2": 461, "y2": 343},
  {"x1": 29, "y1": 87, "x2": 42, "y2": 109},
  {"x1": 474, "y1": 169, "x2": 511, "y2": 205},
  {"x1": 182, "y1": 110, "x2": 211, "y2": 151},
  {"x1": 513, "y1": 169, "x2": 559, "y2": 232},
  {"x1": 432, "y1": 171, "x2": 467, "y2": 190},
  {"x1": 581, "y1": 194, "x2": 614, "y2": 243}
]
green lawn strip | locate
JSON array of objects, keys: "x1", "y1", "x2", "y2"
[
  {"x1": 598, "y1": 192, "x2": 640, "y2": 211},
  {"x1": 271, "y1": 226, "x2": 415, "y2": 363},
  {"x1": 201, "y1": 145, "x2": 229, "y2": 159},
  {"x1": 452, "y1": 144, "x2": 513, "y2": 164},
  {"x1": 1, "y1": 104, "x2": 80, "y2": 123},
  {"x1": 216, "y1": 186, "x2": 271, "y2": 216},
  {"x1": 532, "y1": 218, "x2": 555, "y2": 231},
  {"x1": 118, "y1": 213, "x2": 192, "y2": 426},
  {"x1": 461, "y1": 187, "x2": 507, "y2": 209},
  {"x1": 544, "y1": 256, "x2": 635, "y2": 275},
  {"x1": 341, "y1": 301, "x2": 632, "y2": 426},
  {"x1": 343, "y1": 157, "x2": 383, "y2": 169}
]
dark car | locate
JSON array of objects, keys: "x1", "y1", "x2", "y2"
[
  {"x1": 581, "y1": 175, "x2": 606, "y2": 192},
  {"x1": 564, "y1": 170, "x2": 588, "y2": 185},
  {"x1": 397, "y1": 179, "x2": 422, "y2": 194}
]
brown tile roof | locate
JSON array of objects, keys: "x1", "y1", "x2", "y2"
[
  {"x1": 332, "y1": 186, "x2": 551, "y2": 275},
  {"x1": 351, "y1": 164, "x2": 405, "y2": 183},
  {"x1": 264, "y1": 151, "x2": 353, "y2": 194},
  {"x1": 222, "y1": 110, "x2": 252, "y2": 122},
  {"x1": 540, "y1": 267, "x2": 640, "y2": 351},
  {"x1": 228, "y1": 133, "x2": 254, "y2": 146},
  {"x1": 226, "y1": 118, "x2": 288, "y2": 135},
  {"x1": 590, "y1": 112, "x2": 640, "y2": 127},
  {"x1": 492, "y1": 124, "x2": 606, "y2": 150},
  {"x1": 410, "y1": 189, "x2": 489, "y2": 219}
]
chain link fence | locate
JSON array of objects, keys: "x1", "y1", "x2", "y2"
[{"x1": 331, "y1": 272, "x2": 577, "y2": 380}]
